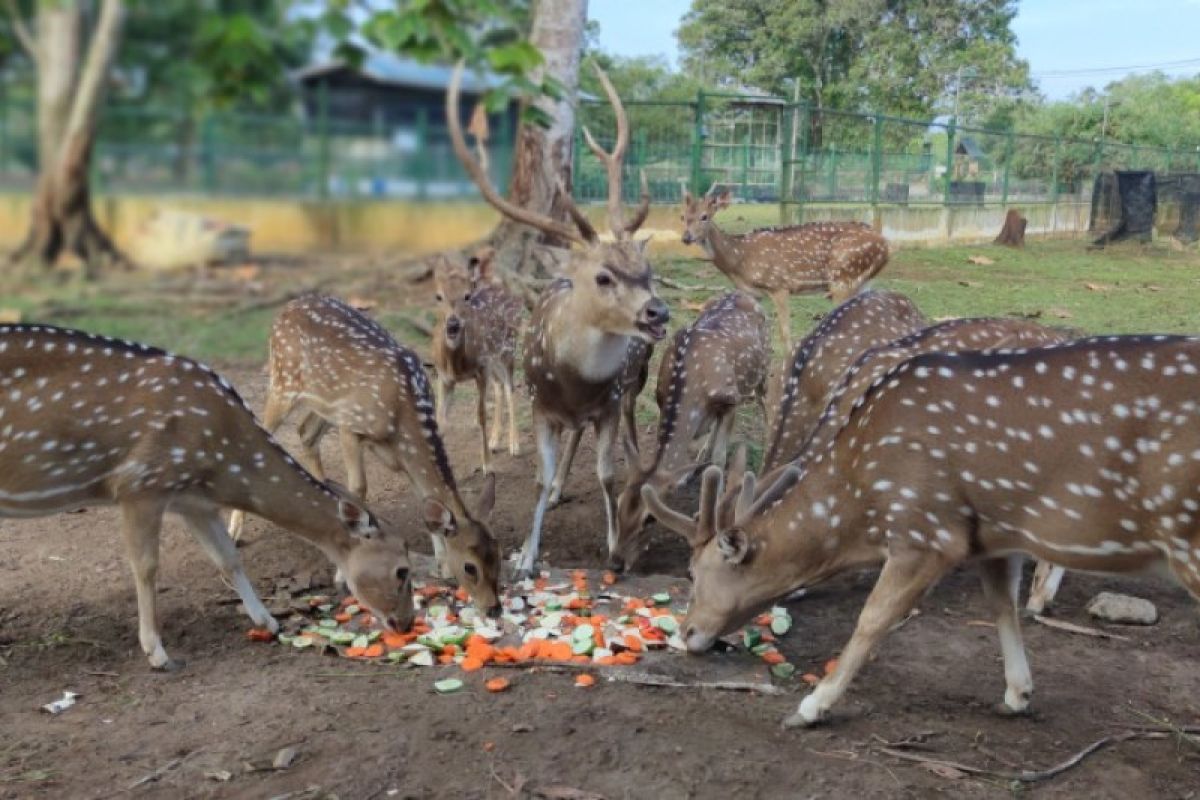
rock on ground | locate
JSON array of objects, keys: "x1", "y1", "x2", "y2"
[{"x1": 1087, "y1": 592, "x2": 1159, "y2": 625}]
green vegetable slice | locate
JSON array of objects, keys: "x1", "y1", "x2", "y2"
[{"x1": 434, "y1": 678, "x2": 464, "y2": 694}]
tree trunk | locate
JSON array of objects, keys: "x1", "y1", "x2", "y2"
[
  {"x1": 7, "y1": 0, "x2": 128, "y2": 278},
  {"x1": 994, "y1": 208, "x2": 1027, "y2": 247},
  {"x1": 487, "y1": 0, "x2": 588, "y2": 280}
]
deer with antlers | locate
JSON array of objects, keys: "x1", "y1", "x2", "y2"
[
  {"x1": 430, "y1": 246, "x2": 524, "y2": 473},
  {"x1": 645, "y1": 335, "x2": 1200, "y2": 727},
  {"x1": 226, "y1": 294, "x2": 502, "y2": 616},
  {"x1": 0, "y1": 325, "x2": 415, "y2": 670},
  {"x1": 763, "y1": 291, "x2": 926, "y2": 472},
  {"x1": 609, "y1": 292, "x2": 769, "y2": 572},
  {"x1": 449, "y1": 62, "x2": 665, "y2": 579},
  {"x1": 681, "y1": 189, "x2": 889, "y2": 352}
]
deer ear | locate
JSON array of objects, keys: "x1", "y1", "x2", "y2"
[
  {"x1": 468, "y1": 247, "x2": 495, "y2": 284},
  {"x1": 714, "y1": 190, "x2": 733, "y2": 210},
  {"x1": 476, "y1": 472, "x2": 497, "y2": 520},
  {"x1": 422, "y1": 497, "x2": 457, "y2": 536},
  {"x1": 338, "y1": 499, "x2": 379, "y2": 539},
  {"x1": 635, "y1": 236, "x2": 651, "y2": 255},
  {"x1": 717, "y1": 529, "x2": 751, "y2": 564}
]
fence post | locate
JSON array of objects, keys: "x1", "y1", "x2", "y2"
[
  {"x1": 1092, "y1": 138, "x2": 1103, "y2": 181},
  {"x1": 1050, "y1": 135, "x2": 1061, "y2": 202},
  {"x1": 690, "y1": 90, "x2": 705, "y2": 193},
  {"x1": 740, "y1": 130, "x2": 750, "y2": 200},
  {"x1": 415, "y1": 107, "x2": 428, "y2": 201},
  {"x1": 317, "y1": 79, "x2": 331, "y2": 200},
  {"x1": 778, "y1": 101, "x2": 793, "y2": 224},
  {"x1": 1000, "y1": 130, "x2": 1014, "y2": 205},
  {"x1": 0, "y1": 83, "x2": 7, "y2": 178},
  {"x1": 943, "y1": 119, "x2": 956, "y2": 206},
  {"x1": 827, "y1": 142, "x2": 837, "y2": 199},
  {"x1": 870, "y1": 114, "x2": 882, "y2": 206},
  {"x1": 200, "y1": 112, "x2": 216, "y2": 193}
]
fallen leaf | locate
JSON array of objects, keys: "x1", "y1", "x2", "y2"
[
  {"x1": 957, "y1": 280, "x2": 982, "y2": 288},
  {"x1": 680, "y1": 299, "x2": 706, "y2": 312},
  {"x1": 1142, "y1": 283, "x2": 1163, "y2": 292},
  {"x1": 272, "y1": 746, "x2": 297, "y2": 770},
  {"x1": 535, "y1": 787, "x2": 608, "y2": 800},
  {"x1": 511, "y1": 723, "x2": 533, "y2": 733},
  {"x1": 204, "y1": 770, "x2": 233, "y2": 782},
  {"x1": 923, "y1": 762, "x2": 967, "y2": 780},
  {"x1": 1083, "y1": 282, "x2": 1112, "y2": 292},
  {"x1": 1048, "y1": 307, "x2": 1073, "y2": 319},
  {"x1": 967, "y1": 255, "x2": 994, "y2": 266},
  {"x1": 965, "y1": 620, "x2": 996, "y2": 628}
]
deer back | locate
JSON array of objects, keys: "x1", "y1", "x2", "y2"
[
  {"x1": 735, "y1": 221, "x2": 880, "y2": 291},
  {"x1": 763, "y1": 290, "x2": 926, "y2": 471},
  {"x1": 798, "y1": 317, "x2": 1073, "y2": 468}
]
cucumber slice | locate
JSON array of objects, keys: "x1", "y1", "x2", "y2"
[
  {"x1": 770, "y1": 662, "x2": 796, "y2": 679},
  {"x1": 572, "y1": 624, "x2": 595, "y2": 641},
  {"x1": 366, "y1": 630, "x2": 382, "y2": 643},
  {"x1": 434, "y1": 678, "x2": 464, "y2": 694},
  {"x1": 408, "y1": 650, "x2": 435, "y2": 667},
  {"x1": 770, "y1": 615, "x2": 792, "y2": 636},
  {"x1": 387, "y1": 650, "x2": 406, "y2": 663},
  {"x1": 351, "y1": 634, "x2": 370, "y2": 650},
  {"x1": 345, "y1": 604, "x2": 360, "y2": 615},
  {"x1": 329, "y1": 631, "x2": 356, "y2": 645},
  {"x1": 743, "y1": 628, "x2": 762, "y2": 649},
  {"x1": 652, "y1": 593, "x2": 672, "y2": 606},
  {"x1": 751, "y1": 643, "x2": 773, "y2": 656},
  {"x1": 652, "y1": 616, "x2": 678, "y2": 634},
  {"x1": 292, "y1": 635, "x2": 315, "y2": 649},
  {"x1": 318, "y1": 618, "x2": 338, "y2": 629},
  {"x1": 571, "y1": 638, "x2": 594, "y2": 656},
  {"x1": 277, "y1": 633, "x2": 295, "y2": 645},
  {"x1": 317, "y1": 604, "x2": 334, "y2": 614},
  {"x1": 544, "y1": 600, "x2": 563, "y2": 612}
]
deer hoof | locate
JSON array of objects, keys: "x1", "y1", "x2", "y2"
[
  {"x1": 994, "y1": 701, "x2": 1032, "y2": 718},
  {"x1": 152, "y1": 657, "x2": 186, "y2": 674},
  {"x1": 782, "y1": 710, "x2": 824, "y2": 729}
]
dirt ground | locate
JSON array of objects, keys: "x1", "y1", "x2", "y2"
[{"x1": 3, "y1": 326, "x2": 1200, "y2": 797}]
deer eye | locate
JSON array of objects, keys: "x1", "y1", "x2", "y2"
[
  {"x1": 463, "y1": 292, "x2": 472, "y2": 301},
  {"x1": 464, "y1": 563, "x2": 479, "y2": 580},
  {"x1": 434, "y1": 293, "x2": 443, "y2": 302},
  {"x1": 700, "y1": 214, "x2": 708, "y2": 222},
  {"x1": 395, "y1": 566, "x2": 409, "y2": 583},
  {"x1": 595, "y1": 272, "x2": 614, "y2": 288}
]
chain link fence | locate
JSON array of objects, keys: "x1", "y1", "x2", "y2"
[{"x1": 3, "y1": 90, "x2": 1199, "y2": 210}]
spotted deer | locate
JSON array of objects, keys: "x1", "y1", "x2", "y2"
[
  {"x1": 430, "y1": 246, "x2": 523, "y2": 472},
  {"x1": 645, "y1": 335, "x2": 1200, "y2": 727},
  {"x1": 763, "y1": 290, "x2": 926, "y2": 472},
  {"x1": 449, "y1": 62, "x2": 665, "y2": 579},
  {"x1": 680, "y1": 188, "x2": 889, "y2": 351},
  {"x1": 0, "y1": 325, "x2": 415, "y2": 670},
  {"x1": 226, "y1": 294, "x2": 502, "y2": 616},
  {"x1": 609, "y1": 292, "x2": 770, "y2": 572}
]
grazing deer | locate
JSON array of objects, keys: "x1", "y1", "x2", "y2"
[
  {"x1": 449, "y1": 62, "x2": 665, "y2": 579},
  {"x1": 680, "y1": 188, "x2": 889, "y2": 351},
  {"x1": 610, "y1": 292, "x2": 770, "y2": 572},
  {"x1": 763, "y1": 290, "x2": 926, "y2": 472},
  {"x1": 226, "y1": 294, "x2": 502, "y2": 616},
  {"x1": 0, "y1": 325, "x2": 415, "y2": 670},
  {"x1": 645, "y1": 335, "x2": 1200, "y2": 727},
  {"x1": 430, "y1": 246, "x2": 523, "y2": 472}
]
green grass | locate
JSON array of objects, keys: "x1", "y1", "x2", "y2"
[{"x1": 2, "y1": 238, "x2": 1198, "y2": 368}]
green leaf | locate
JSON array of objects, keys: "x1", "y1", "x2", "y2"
[
  {"x1": 520, "y1": 105, "x2": 554, "y2": 129},
  {"x1": 487, "y1": 42, "x2": 544, "y2": 73}
]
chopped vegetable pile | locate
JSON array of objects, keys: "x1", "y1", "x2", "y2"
[{"x1": 250, "y1": 569, "x2": 807, "y2": 688}]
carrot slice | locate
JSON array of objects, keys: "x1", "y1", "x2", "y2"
[
  {"x1": 381, "y1": 631, "x2": 413, "y2": 649},
  {"x1": 548, "y1": 642, "x2": 573, "y2": 661},
  {"x1": 614, "y1": 651, "x2": 639, "y2": 666},
  {"x1": 454, "y1": 587, "x2": 470, "y2": 603},
  {"x1": 574, "y1": 673, "x2": 596, "y2": 688},
  {"x1": 334, "y1": 612, "x2": 351, "y2": 623},
  {"x1": 824, "y1": 658, "x2": 839, "y2": 676},
  {"x1": 485, "y1": 677, "x2": 510, "y2": 693},
  {"x1": 461, "y1": 656, "x2": 484, "y2": 672},
  {"x1": 762, "y1": 651, "x2": 786, "y2": 665},
  {"x1": 596, "y1": 656, "x2": 618, "y2": 666},
  {"x1": 437, "y1": 654, "x2": 454, "y2": 665},
  {"x1": 345, "y1": 646, "x2": 367, "y2": 658},
  {"x1": 623, "y1": 635, "x2": 644, "y2": 652},
  {"x1": 801, "y1": 673, "x2": 822, "y2": 686},
  {"x1": 602, "y1": 571, "x2": 617, "y2": 586},
  {"x1": 340, "y1": 596, "x2": 359, "y2": 608},
  {"x1": 441, "y1": 644, "x2": 460, "y2": 657},
  {"x1": 363, "y1": 644, "x2": 384, "y2": 658},
  {"x1": 246, "y1": 628, "x2": 274, "y2": 642}
]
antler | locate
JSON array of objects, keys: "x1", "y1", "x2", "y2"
[
  {"x1": 447, "y1": 62, "x2": 591, "y2": 246},
  {"x1": 581, "y1": 63, "x2": 648, "y2": 239}
]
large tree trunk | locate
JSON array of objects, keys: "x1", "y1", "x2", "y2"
[
  {"x1": 7, "y1": 0, "x2": 128, "y2": 278},
  {"x1": 487, "y1": 0, "x2": 588, "y2": 280}
]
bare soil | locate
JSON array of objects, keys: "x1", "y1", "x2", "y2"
[{"x1": 3, "y1": 334, "x2": 1200, "y2": 798}]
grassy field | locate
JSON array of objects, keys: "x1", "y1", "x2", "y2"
[{"x1": 1, "y1": 238, "x2": 1197, "y2": 366}]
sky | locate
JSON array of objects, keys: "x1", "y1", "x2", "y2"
[{"x1": 589, "y1": 0, "x2": 1200, "y2": 101}]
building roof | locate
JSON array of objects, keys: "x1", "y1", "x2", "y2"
[
  {"x1": 955, "y1": 136, "x2": 986, "y2": 159},
  {"x1": 295, "y1": 53, "x2": 506, "y2": 94}
]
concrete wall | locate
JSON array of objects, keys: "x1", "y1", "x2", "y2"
[{"x1": 0, "y1": 192, "x2": 1096, "y2": 259}]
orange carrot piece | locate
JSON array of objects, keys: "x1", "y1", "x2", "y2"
[
  {"x1": 334, "y1": 612, "x2": 351, "y2": 623},
  {"x1": 602, "y1": 571, "x2": 617, "y2": 586},
  {"x1": 441, "y1": 644, "x2": 460, "y2": 657},
  {"x1": 437, "y1": 654, "x2": 454, "y2": 665},
  {"x1": 549, "y1": 642, "x2": 573, "y2": 661},
  {"x1": 614, "y1": 651, "x2": 639, "y2": 666},
  {"x1": 461, "y1": 656, "x2": 484, "y2": 672},
  {"x1": 340, "y1": 595, "x2": 359, "y2": 607},
  {"x1": 623, "y1": 635, "x2": 644, "y2": 652},
  {"x1": 246, "y1": 628, "x2": 274, "y2": 642},
  {"x1": 596, "y1": 656, "x2": 618, "y2": 666},
  {"x1": 363, "y1": 644, "x2": 384, "y2": 658},
  {"x1": 801, "y1": 673, "x2": 822, "y2": 686},
  {"x1": 571, "y1": 655, "x2": 590, "y2": 664},
  {"x1": 345, "y1": 646, "x2": 367, "y2": 658},
  {"x1": 485, "y1": 677, "x2": 510, "y2": 693},
  {"x1": 824, "y1": 658, "x2": 839, "y2": 676},
  {"x1": 762, "y1": 651, "x2": 786, "y2": 665},
  {"x1": 574, "y1": 673, "x2": 596, "y2": 688},
  {"x1": 454, "y1": 587, "x2": 470, "y2": 603}
]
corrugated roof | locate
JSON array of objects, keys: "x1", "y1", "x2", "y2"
[{"x1": 295, "y1": 53, "x2": 505, "y2": 93}]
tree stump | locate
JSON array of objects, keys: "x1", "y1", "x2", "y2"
[{"x1": 994, "y1": 209, "x2": 1027, "y2": 247}]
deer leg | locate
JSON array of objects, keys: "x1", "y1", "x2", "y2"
[
  {"x1": 517, "y1": 414, "x2": 558, "y2": 581},
  {"x1": 488, "y1": 377, "x2": 504, "y2": 453},
  {"x1": 707, "y1": 411, "x2": 735, "y2": 469},
  {"x1": 229, "y1": 390, "x2": 294, "y2": 541},
  {"x1": 295, "y1": 412, "x2": 330, "y2": 482},
  {"x1": 770, "y1": 289, "x2": 793, "y2": 354},
  {"x1": 472, "y1": 374, "x2": 492, "y2": 474},
  {"x1": 119, "y1": 497, "x2": 176, "y2": 670},
  {"x1": 786, "y1": 550, "x2": 949, "y2": 728},
  {"x1": 979, "y1": 556, "x2": 1034, "y2": 714},
  {"x1": 338, "y1": 427, "x2": 368, "y2": 500},
  {"x1": 548, "y1": 427, "x2": 582, "y2": 507},
  {"x1": 1025, "y1": 561, "x2": 1065, "y2": 615},
  {"x1": 179, "y1": 503, "x2": 277, "y2": 634},
  {"x1": 621, "y1": 392, "x2": 640, "y2": 463},
  {"x1": 435, "y1": 376, "x2": 453, "y2": 427},
  {"x1": 595, "y1": 413, "x2": 620, "y2": 556},
  {"x1": 504, "y1": 368, "x2": 520, "y2": 456}
]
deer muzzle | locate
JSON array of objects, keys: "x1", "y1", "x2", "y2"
[
  {"x1": 636, "y1": 297, "x2": 670, "y2": 342},
  {"x1": 444, "y1": 315, "x2": 464, "y2": 345}
]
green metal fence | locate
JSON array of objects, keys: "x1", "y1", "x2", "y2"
[{"x1": 2, "y1": 90, "x2": 1199, "y2": 209}]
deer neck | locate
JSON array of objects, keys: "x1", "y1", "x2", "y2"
[
  {"x1": 234, "y1": 459, "x2": 359, "y2": 565},
  {"x1": 704, "y1": 224, "x2": 747, "y2": 283},
  {"x1": 546, "y1": 294, "x2": 630, "y2": 383},
  {"x1": 754, "y1": 461, "x2": 883, "y2": 594},
  {"x1": 649, "y1": 332, "x2": 709, "y2": 479}
]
